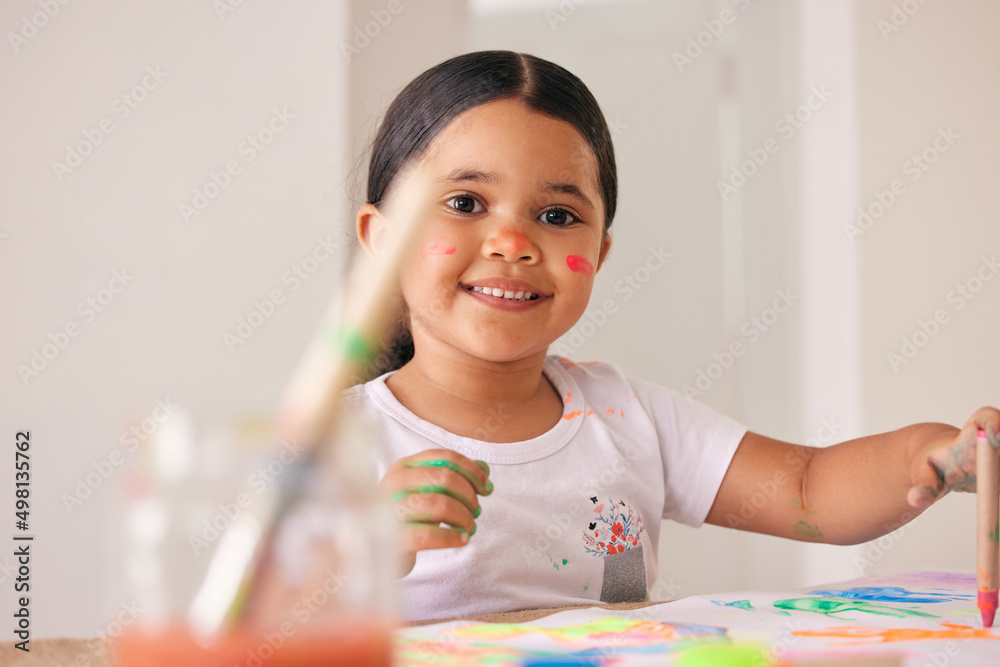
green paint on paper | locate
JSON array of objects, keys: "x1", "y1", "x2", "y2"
[
  {"x1": 793, "y1": 521, "x2": 823, "y2": 538},
  {"x1": 774, "y1": 597, "x2": 937, "y2": 619},
  {"x1": 772, "y1": 610, "x2": 792, "y2": 616},
  {"x1": 712, "y1": 599, "x2": 754, "y2": 612}
]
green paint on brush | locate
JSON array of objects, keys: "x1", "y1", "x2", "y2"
[
  {"x1": 325, "y1": 323, "x2": 376, "y2": 362},
  {"x1": 793, "y1": 521, "x2": 823, "y2": 538},
  {"x1": 773, "y1": 597, "x2": 937, "y2": 619}
]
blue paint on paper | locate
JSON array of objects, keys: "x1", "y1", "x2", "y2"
[{"x1": 809, "y1": 586, "x2": 972, "y2": 603}]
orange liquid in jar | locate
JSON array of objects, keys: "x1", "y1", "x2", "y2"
[{"x1": 115, "y1": 619, "x2": 394, "y2": 667}]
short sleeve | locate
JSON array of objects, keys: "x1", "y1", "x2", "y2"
[{"x1": 630, "y1": 380, "x2": 747, "y2": 526}]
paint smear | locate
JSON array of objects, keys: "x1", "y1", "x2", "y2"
[
  {"x1": 566, "y1": 255, "x2": 593, "y2": 275},
  {"x1": 566, "y1": 391, "x2": 573, "y2": 403},
  {"x1": 792, "y1": 621, "x2": 1000, "y2": 646},
  {"x1": 452, "y1": 617, "x2": 729, "y2": 646},
  {"x1": 793, "y1": 521, "x2": 823, "y2": 538},
  {"x1": 809, "y1": 586, "x2": 972, "y2": 604},
  {"x1": 495, "y1": 228, "x2": 530, "y2": 255},
  {"x1": 711, "y1": 599, "x2": 755, "y2": 612},
  {"x1": 421, "y1": 237, "x2": 456, "y2": 258},
  {"x1": 563, "y1": 410, "x2": 583, "y2": 420},
  {"x1": 774, "y1": 597, "x2": 937, "y2": 619}
]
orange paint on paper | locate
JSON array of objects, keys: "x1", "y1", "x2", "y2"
[
  {"x1": 421, "y1": 237, "x2": 457, "y2": 258},
  {"x1": 495, "y1": 228, "x2": 530, "y2": 255},
  {"x1": 606, "y1": 408, "x2": 615, "y2": 416},
  {"x1": 566, "y1": 255, "x2": 593, "y2": 276},
  {"x1": 620, "y1": 410, "x2": 624, "y2": 417},
  {"x1": 793, "y1": 621, "x2": 1000, "y2": 646},
  {"x1": 587, "y1": 410, "x2": 594, "y2": 416},
  {"x1": 563, "y1": 410, "x2": 583, "y2": 420}
]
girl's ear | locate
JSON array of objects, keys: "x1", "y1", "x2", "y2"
[
  {"x1": 596, "y1": 233, "x2": 612, "y2": 272},
  {"x1": 356, "y1": 203, "x2": 387, "y2": 258}
]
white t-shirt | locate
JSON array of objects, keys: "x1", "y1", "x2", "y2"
[{"x1": 341, "y1": 355, "x2": 747, "y2": 621}]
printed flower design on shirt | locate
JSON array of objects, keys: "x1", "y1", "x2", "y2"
[{"x1": 582, "y1": 497, "x2": 644, "y2": 557}]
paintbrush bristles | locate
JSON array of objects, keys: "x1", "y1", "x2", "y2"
[{"x1": 276, "y1": 161, "x2": 435, "y2": 451}]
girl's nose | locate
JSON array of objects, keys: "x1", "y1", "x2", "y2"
[{"x1": 482, "y1": 226, "x2": 539, "y2": 264}]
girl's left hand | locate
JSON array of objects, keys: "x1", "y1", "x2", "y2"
[{"x1": 907, "y1": 406, "x2": 1000, "y2": 509}]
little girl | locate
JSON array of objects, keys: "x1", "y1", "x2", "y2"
[{"x1": 340, "y1": 50, "x2": 998, "y2": 621}]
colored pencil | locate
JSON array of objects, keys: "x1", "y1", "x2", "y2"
[{"x1": 977, "y1": 427, "x2": 999, "y2": 627}]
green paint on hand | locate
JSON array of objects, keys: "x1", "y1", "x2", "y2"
[
  {"x1": 990, "y1": 522, "x2": 999, "y2": 544},
  {"x1": 793, "y1": 521, "x2": 824, "y2": 538},
  {"x1": 583, "y1": 581, "x2": 589, "y2": 592},
  {"x1": 562, "y1": 558, "x2": 569, "y2": 566},
  {"x1": 390, "y1": 484, "x2": 477, "y2": 513},
  {"x1": 403, "y1": 459, "x2": 490, "y2": 494},
  {"x1": 773, "y1": 597, "x2": 938, "y2": 619}
]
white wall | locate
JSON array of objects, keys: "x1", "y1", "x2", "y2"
[
  {"x1": 854, "y1": 0, "x2": 1000, "y2": 577},
  {"x1": 0, "y1": 0, "x2": 348, "y2": 639}
]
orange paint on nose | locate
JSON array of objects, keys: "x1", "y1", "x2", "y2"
[
  {"x1": 421, "y1": 237, "x2": 457, "y2": 258},
  {"x1": 495, "y1": 228, "x2": 530, "y2": 255},
  {"x1": 566, "y1": 255, "x2": 593, "y2": 276}
]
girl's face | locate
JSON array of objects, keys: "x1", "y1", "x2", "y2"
[{"x1": 360, "y1": 98, "x2": 611, "y2": 365}]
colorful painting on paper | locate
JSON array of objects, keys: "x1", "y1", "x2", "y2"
[{"x1": 395, "y1": 571, "x2": 1000, "y2": 666}]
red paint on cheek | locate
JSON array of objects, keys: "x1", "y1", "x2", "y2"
[
  {"x1": 496, "y1": 228, "x2": 530, "y2": 254},
  {"x1": 566, "y1": 255, "x2": 593, "y2": 276},
  {"x1": 421, "y1": 238, "x2": 457, "y2": 258}
]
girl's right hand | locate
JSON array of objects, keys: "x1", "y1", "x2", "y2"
[{"x1": 379, "y1": 449, "x2": 493, "y2": 575}]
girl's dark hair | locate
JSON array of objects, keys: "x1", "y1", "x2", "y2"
[{"x1": 361, "y1": 50, "x2": 618, "y2": 381}]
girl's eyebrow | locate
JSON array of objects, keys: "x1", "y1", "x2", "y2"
[{"x1": 438, "y1": 168, "x2": 596, "y2": 210}]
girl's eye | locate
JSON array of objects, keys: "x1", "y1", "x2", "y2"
[
  {"x1": 539, "y1": 208, "x2": 578, "y2": 227},
  {"x1": 447, "y1": 195, "x2": 484, "y2": 215}
]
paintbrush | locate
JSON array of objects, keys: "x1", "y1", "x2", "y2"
[
  {"x1": 977, "y1": 427, "x2": 999, "y2": 627},
  {"x1": 187, "y1": 161, "x2": 436, "y2": 639}
]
